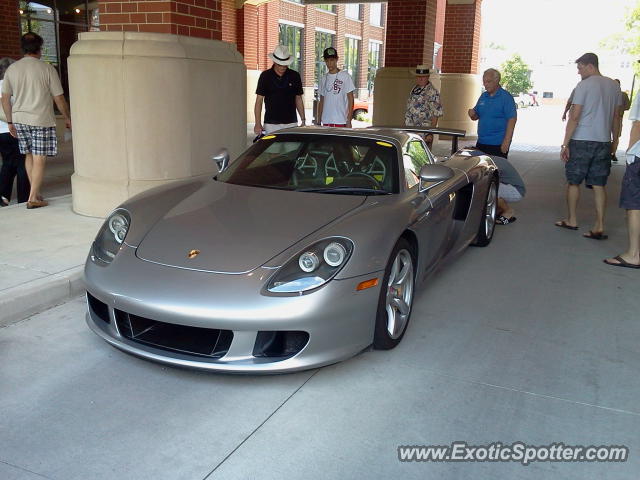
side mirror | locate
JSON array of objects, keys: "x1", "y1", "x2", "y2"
[
  {"x1": 212, "y1": 148, "x2": 230, "y2": 173},
  {"x1": 418, "y1": 164, "x2": 454, "y2": 193}
]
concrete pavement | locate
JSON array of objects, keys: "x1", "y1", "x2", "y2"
[{"x1": 1, "y1": 137, "x2": 638, "y2": 478}]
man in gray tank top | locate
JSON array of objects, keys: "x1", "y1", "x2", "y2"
[{"x1": 556, "y1": 53, "x2": 622, "y2": 240}]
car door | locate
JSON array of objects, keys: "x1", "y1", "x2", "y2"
[{"x1": 402, "y1": 139, "x2": 458, "y2": 275}]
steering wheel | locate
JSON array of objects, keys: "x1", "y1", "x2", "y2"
[
  {"x1": 294, "y1": 153, "x2": 318, "y2": 176},
  {"x1": 362, "y1": 156, "x2": 386, "y2": 182},
  {"x1": 292, "y1": 153, "x2": 319, "y2": 187},
  {"x1": 344, "y1": 171, "x2": 381, "y2": 189}
]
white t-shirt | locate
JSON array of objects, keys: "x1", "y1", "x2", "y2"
[
  {"x1": 319, "y1": 70, "x2": 355, "y2": 124},
  {"x1": 626, "y1": 93, "x2": 640, "y2": 164},
  {"x1": 0, "y1": 79, "x2": 9, "y2": 134},
  {"x1": 571, "y1": 75, "x2": 621, "y2": 142}
]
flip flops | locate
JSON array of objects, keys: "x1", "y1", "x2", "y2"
[
  {"x1": 603, "y1": 256, "x2": 640, "y2": 269},
  {"x1": 555, "y1": 220, "x2": 578, "y2": 230},
  {"x1": 496, "y1": 215, "x2": 516, "y2": 225},
  {"x1": 583, "y1": 230, "x2": 608, "y2": 240}
]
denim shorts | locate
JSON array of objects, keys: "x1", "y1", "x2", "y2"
[
  {"x1": 14, "y1": 123, "x2": 58, "y2": 156},
  {"x1": 565, "y1": 139, "x2": 611, "y2": 186},
  {"x1": 619, "y1": 158, "x2": 640, "y2": 210}
]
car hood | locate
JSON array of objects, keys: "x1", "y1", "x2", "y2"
[{"x1": 135, "y1": 181, "x2": 365, "y2": 273}]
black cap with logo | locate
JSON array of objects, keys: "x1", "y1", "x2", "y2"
[{"x1": 323, "y1": 47, "x2": 338, "y2": 59}]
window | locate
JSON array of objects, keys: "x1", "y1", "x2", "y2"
[
  {"x1": 345, "y1": 4, "x2": 361, "y2": 20},
  {"x1": 403, "y1": 140, "x2": 431, "y2": 189},
  {"x1": 317, "y1": 4, "x2": 336, "y2": 13},
  {"x1": 543, "y1": 91, "x2": 554, "y2": 99},
  {"x1": 19, "y1": 0, "x2": 95, "y2": 98},
  {"x1": 344, "y1": 37, "x2": 360, "y2": 89},
  {"x1": 368, "y1": 41, "x2": 381, "y2": 95},
  {"x1": 315, "y1": 31, "x2": 335, "y2": 88},
  {"x1": 370, "y1": 3, "x2": 383, "y2": 26},
  {"x1": 279, "y1": 23, "x2": 304, "y2": 75}
]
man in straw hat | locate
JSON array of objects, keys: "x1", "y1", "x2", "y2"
[
  {"x1": 254, "y1": 45, "x2": 305, "y2": 135},
  {"x1": 405, "y1": 65, "x2": 443, "y2": 150}
]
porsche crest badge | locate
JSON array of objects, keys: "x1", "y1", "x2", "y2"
[{"x1": 188, "y1": 249, "x2": 200, "y2": 259}]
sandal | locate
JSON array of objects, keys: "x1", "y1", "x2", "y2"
[
  {"x1": 603, "y1": 255, "x2": 640, "y2": 269},
  {"x1": 496, "y1": 215, "x2": 516, "y2": 225},
  {"x1": 555, "y1": 220, "x2": 578, "y2": 230},
  {"x1": 583, "y1": 230, "x2": 608, "y2": 240}
]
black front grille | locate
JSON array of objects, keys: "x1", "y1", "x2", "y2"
[
  {"x1": 114, "y1": 310, "x2": 233, "y2": 358},
  {"x1": 87, "y1": 292, "x2": 110, "y2": 324},
  {"x1": 253, "y1": 331, "x2": 309, "y2": 359}
]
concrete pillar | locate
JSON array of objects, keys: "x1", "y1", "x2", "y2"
[
  {"x1": 0, "y1": 0, "x2": 21, "y2": 59},
  {"x1": 373, "y1": 67, "x2": 441, "y2": 126},
  {"x1": 68, "y1": 32, "x2": 246, "y2": 217}
]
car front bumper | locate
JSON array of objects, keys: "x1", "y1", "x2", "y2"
[{"x1": 84, "y1": 246, "x2": 383, "y2": 373}]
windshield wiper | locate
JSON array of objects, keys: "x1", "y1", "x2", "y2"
[
  {"x1": 298, "y1": 186, "x2": 391, "y2": 195},
  {"x1": 232, "y1": 183, "x2": 292, "y2": 191}
]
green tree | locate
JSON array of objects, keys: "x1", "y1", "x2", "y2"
[
  {"x1": 600, "y1": 0, "x2": 640, "y2": 76},
  {"x1": 500, "y1": 54, "x2": 533, "y2": 95}
]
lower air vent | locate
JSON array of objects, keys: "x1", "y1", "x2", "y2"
[
  {"x1": 114, "y1": 310, "x2": 233, "y2": 358},
  {"x1": 87, "y1": 292, "x2": 110, "y2": 324},
  {"x1": 253, "y1": 331, "x2": 309, "y2": 359}
]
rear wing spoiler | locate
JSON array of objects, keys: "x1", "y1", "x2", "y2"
[{"x1": 369, "y1": 126, "x2": 467, "y2": 155}]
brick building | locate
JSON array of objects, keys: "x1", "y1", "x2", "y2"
[
  {"x1": 1, "y1": 1, "x2": 388, "y2": 103},
  {"x1": 1, "y1": 0, "x2": 482, "y2": 216}
]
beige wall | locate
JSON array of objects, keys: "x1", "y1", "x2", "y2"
[
  {"x1": 68, "y1": 32, "x2": 246, "y2": 217},
  {"x1": 439, "y1": 73, "x2": 481, "y2": 135},
  {"x1": 246, "y1": 69, "x2": 261, "y2": 123}
]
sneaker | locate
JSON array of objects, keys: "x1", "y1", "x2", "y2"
[{"x1": 0, "y1": 196, "x2": 8, "y2": 207}]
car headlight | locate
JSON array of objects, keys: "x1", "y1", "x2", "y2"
[
  {"x1": 267, "y1": 237, "x2": 353, "y2": 294},
  {"x1": 92, "y1": 209, "x2": 130, "y2": 264}
]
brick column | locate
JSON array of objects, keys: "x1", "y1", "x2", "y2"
[
  {"x1": 98, "y1": 0, "x2": 222, "y2": 39},
  {"x1": 238, "y1": 3, "x2": 259, "y2": 70},
  {"x1": 335, "y1": 4, "x2": 346, "y2": 62},
  {"x1": 221, "y1": 0, "x2": 236, "y2": 44},
  {"x1": 0, "y1": 0, "x2": 21, "y2": 59},
  {"x1": 441, "y1": 0, "x2": 481, "y2": 74},
  {"x1": 439, "y1": 0, "x2": 483, "y2": 135},
  {"x1": 373, "y1": 0, "x2": 439, "y2": 126},
  {"x1": 384, "y1": 0, "x2": 436, "y2": 68},
  {"x1": 255, "y1": 0, "x2": 278, "y2": 71},
  {"x1": 302, "y1": 4, "x2": 317, "y2": 109}
]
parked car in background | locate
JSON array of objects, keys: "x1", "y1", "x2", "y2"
[
  {"x1": 352, "y1": 99, "x2": 369, "y2": 119},
  {"x1": 513, "y1": 93, "x2": 537, "y2": 108}
]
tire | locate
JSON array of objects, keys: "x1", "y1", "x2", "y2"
[
  {"x1": 373, "y1": 238, "x2": 416, "y2": 350},
  {"x1": 472, "y1": 176, "x2": 498, "y2": 247},
  {"x1": 353, "y1": 108, "x2": 367, "y2": 119}
]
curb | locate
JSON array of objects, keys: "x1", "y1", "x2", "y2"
[{"x1": 0, "y1": 266, "x2": 85, "y2": 327}]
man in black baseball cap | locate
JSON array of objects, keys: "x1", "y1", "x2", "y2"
[{"x1": 317, "y1": 47, "x2": 355, "y2": 127}]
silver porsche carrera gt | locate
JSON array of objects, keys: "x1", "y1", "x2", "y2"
[{"x1": 84, "y1": 126, "x2": 498, "y2": 373}]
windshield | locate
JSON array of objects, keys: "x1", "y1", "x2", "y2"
[{"x1": 217, "y1": 134, "x2": 399, "y2": 194}]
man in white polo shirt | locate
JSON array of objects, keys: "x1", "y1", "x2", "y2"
[
  {"x1": 317, "y1": 47, "x2": 355, "y2": 128},
  {"x1": 1, "y1": 33, "x2": 71, "y2": 209}
]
